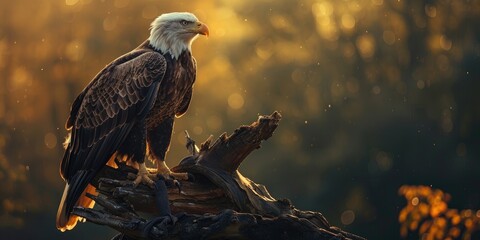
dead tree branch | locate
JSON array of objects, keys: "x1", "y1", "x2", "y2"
[{"x1": 73, "y1": 112, "x2": 366, "y2": 240}]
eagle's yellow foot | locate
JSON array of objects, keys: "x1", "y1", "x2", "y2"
[
  {"x1": 133, "y1": 163, "x2": 156, "y2": 187},
  {"x1": 157, "y1": 161, "x2": 189, "y2": 181}
]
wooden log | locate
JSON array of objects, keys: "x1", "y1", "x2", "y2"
[{"x1": 73, "y1": 112, "x2": 366, "y2": 240}]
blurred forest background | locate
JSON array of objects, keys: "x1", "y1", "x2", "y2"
[{"x1": 0, "y1": 0, "x2": 479, "y2": 239}]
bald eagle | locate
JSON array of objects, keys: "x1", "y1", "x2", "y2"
[{"x1": 56, "y1": 12, "x2": 209, "y2": 231}]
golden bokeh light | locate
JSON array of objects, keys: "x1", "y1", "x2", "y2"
[
  {"x1": 103, "y1": 16, "x2": 119, "y2": 32},
  {"x1": 227, "y1": 93, "x2": 245, "y2": 110},
  {"x1": 11, "y1": 67, "x2": 32, "y2": 89},
  {"x1": 312, "y1": 2, "x2": 334, "y2": 17},
  {"x1": 439, "y1": 35, "x2": 452, "y2": 51},
  {"x1": 341, "y1": 210, "x2": 356, "y2": 225},
  {"x1": 193, "y1": 126, "x2": 203, "y2": 135},
  {"x1": 255, "y1": 38, "x2": 274, "y2": 60},
  {"x1": 346, "y1": 79, "x2": 359, "y2": 94},
  {"x1": 356, "y1": 34, "x2": 376, "y2": 59},
  {"x1": 416, "y1": 80, "x2": 425, "y2": 90},
  {"x1": 65, "y1": 0, "x2": 79, "y2": 6},
  {"x1": 342, "y1": 42, "x2": 356, "y2": 59},
  {"x1": 382, "y1": 30, "x2": 396, "y2": 45},
  {"x1": 206, "y1": 115, "x2": 223, "y2": 132},
  {"x1": 425, "y1": 4, "x2": 437, "y2": 18},
  {"x1": 371, "y1": 0, "x2": 383, "y2": 6},
  {"x1": 312, "y1": 2, "x2": 338, "y2": 41},
  {"x1": 114, "y1": 0, "x2": 129, "y2": 8},
  {"x1": 411, "y1": 197, "x2": 419, "y2": 206},
  {"x1": 341, "y1": 14, "x2": 355, "y2": 30},
  {"x1": 372, "y1": 85, "x2": 381, "y2": 95},
  {"x1": 44, "y1": 133, "x2": 58, "y2": 149},
  {"x1": 65, "y1": 40, "x2": 85, "y2": 61}
]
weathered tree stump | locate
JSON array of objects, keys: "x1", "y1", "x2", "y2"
[{"x1": 72, "y1": 112, "x2": 366, "y2": 240}]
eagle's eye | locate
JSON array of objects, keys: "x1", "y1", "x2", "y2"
[{"x1": 180, "y1": 20, "x2": 189, "y2": 26}]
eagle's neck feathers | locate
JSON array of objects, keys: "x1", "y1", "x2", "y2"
[
  {"x1": 148, "y1": 29, "x2": 194, "y2": 60},
  {"x1": 147, "y1": 12, "x2": 202, "y2": 60}
]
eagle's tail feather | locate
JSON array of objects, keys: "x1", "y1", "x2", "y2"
[
  {"x1": 56, "y1": 173, "x2": 97, "y2": 231},
  {"x1": 56, "y1": 183, "x2": 78, "y2": 232}
]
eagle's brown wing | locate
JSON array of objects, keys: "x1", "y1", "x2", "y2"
[{"x1": 56, "y1": 50, "x2": 167, "y2": 231}]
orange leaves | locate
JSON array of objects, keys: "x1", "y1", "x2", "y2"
[
  {"x1": 431, "y1": 200, "x2": 448, "y2": 218},
  {"x1": 398, "y1": 185, "x2": 480, "y2": 240}
]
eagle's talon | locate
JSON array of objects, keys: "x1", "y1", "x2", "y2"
[
  {"x1": 157, "y1": 161, "x2": 189, "y2": 181},
  {"x1": 133, "y1": 175, "x2": 155, "y2": 188},
  {"x1": 134, "y1": 163, "x2": 156, "y2": 188},
  {"x1": 169, "y1": 172, "x2": 189, "y2": 181},
  {"x1": 158, "y1": 176, "x2": 174, "y2": 187}
]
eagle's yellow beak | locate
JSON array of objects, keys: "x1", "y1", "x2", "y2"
[{"x1": 196, "y1": 21, "x2": 209, "y2": 37}]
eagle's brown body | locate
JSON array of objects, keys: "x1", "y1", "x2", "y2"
[
  {"x1": 147, "y1": 41, "x2": 195, "y2": 127},
  {"x1": 56, "y1": 40, "x2": 196, "y2": 231}
]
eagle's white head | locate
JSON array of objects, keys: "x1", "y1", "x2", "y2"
[{"x1": 148, "y1": 12, "x2": 209, "y2": 59}]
